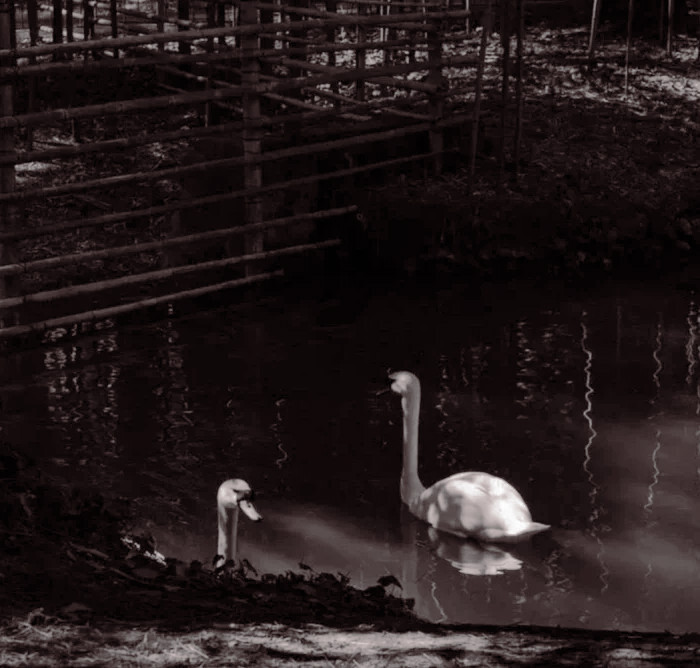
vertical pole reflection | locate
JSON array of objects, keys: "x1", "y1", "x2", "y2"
[
  {"x1": 644, "y1": 315, "x2": 663, "y2": 517},
  {"x1": 684, "y1": 301, "x2": 697, "y2": 388},
  {"x1": 641, "y1": 313, "x2": 665, "y2": 624},
  {"x1": 580, "y1": 312, "x2": 599, "y2": 515},
  {"x1": 580, "y1": 311, "x2": 608, "y2": 595},
  {"x1": 272, "y1": 398, "x2": 288, "y2": 470}
]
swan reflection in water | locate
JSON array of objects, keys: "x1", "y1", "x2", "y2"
[{"x1": 426, "y1": 527, "x2": 523, "y2": 576}]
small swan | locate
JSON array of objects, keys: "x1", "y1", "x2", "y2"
[
  {"x1": 389, "y1": 371, "x2": 549, "y2": 543},
  {"x1": 217, "y1": 478, "x2": 262, "y2": 562}
]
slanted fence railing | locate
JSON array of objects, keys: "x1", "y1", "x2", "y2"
[{"x1": 0, "y1": 0, "x2": 493, "y2": 341}]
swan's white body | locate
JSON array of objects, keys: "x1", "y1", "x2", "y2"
[
  {"x1": 390, "y1": 371, "x2": 549, "y2": 544},
  {"x1": 217, "y1": 478, "x2": 262, "y2": 562}
]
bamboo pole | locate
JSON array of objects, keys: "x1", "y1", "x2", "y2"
[
  {"x1": 587, "y1": 0, "x2": 601, "y2": 62},
  {"x1": 0, "y1": 86, "x2": 244, "y2": 131},
  {"x1": 217, "y1": 0, "x2": 226, "y2": 46},
  {"x1": 0, "y1": 0, "x2": 17, "y2": 308},
  {"x1": 0, "y1": 206, "x2": 357, "y2": 276},
  {"x1": 83, "y1": 0, "x2": 95, "y2": 43},
  {"x1": 426, "y1": 0, "x2": 444, "y2": 174},
  {"x1": 0, "y1": 240, "x2": 340, "y2": 309},
  {"x1": 498, "y1": 0, "x2": 511, "y2": 185},
  {"x1": 0, "y1": 121, "x2": 245, "y2": 166},
  {"x1": 0, "y1": 49, "x2": 244, "y2": 81},
  {"x1": 0, "y1": 8, "x2": 470, "y2": 60},
  {"x1": 0, "y1": 117, "x2": 439, "y2": 206},
  {"x1": 179, "y1": 0, "x2": 192, "y2": 54},
  {"x1": 513, "y1": 0, "x2": 524, "y2": 176},
  {"x1": 110, "y1": 0, "x2": 118, "y2": 55},
  {"x1": 356, "y1": 0, "x2": 367, "y2": 101},
  {"x1": 0, "y1": 57, "x2": 444, "y2": 138},
  {"x1": 6, "y1": 0, "x2": 12, "y2": 50},
  {"x1": 666, "y1": 0, "x2": 673, "y2": 56},
  {"x1": 0, "y1": 147, "x2": 444, "y2": 243},
  {"x1": 25, "y1": 0, "x2": 38, "y2": 150},
  {"x1": 624, "y1": 0, "x2": 633, "y2": 96},
  {"x1": 157, "y1": 0, "x2": 165, "y2": 50},
  {"x1": 240, "y1": 0, "x2": 264, "y2": 265},
  {"x1": 52, "y1": 0, "x2": 63, "y2": 50},
  {"x1": 468, "y1": 0, "x2": 491, "y2": 192},
  {"x1": 66, "y1": 0, "x2": 74, "y2": 42},
  {"x1": 0, "y1": 270, "x2": 286, "y2": 339},
  {"x1": 268, "y1": 57, "x2": 439, "y2": 92}
]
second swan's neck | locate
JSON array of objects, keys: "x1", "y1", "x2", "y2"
[
  {"x1": 401, "y1": 386, "x2": 425, "y2": 506},
  {"x1": 218, "y1": 504, "x2": 239, "y2": 561}
]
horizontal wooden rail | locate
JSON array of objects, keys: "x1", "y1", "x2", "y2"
[
  {"x1": 0, "y1": 270, "x2": 286, "y2": 339},
  {"x1": 0, "y1": 86, "x2": 243, "y2": 130},
  {"x1": 0, "y1": 51, "x2": 452, "y2": 133},
  {"x1": 0, "y1": 206, "x2": 356, "y2": 275},
  {"x1": 1, "y1": 121, "x2": 244, "y2": 166},
  {"x1": 0, "y1": 146, "x2": 443, "y2": 243},
  {"x1": 1, "y1": 24, "x2": 242, "y2": 59},
  {"x1": 0, "y1": 239, "x2": 340, "y2": 309},
  {"x1": 0, "y1": 48, "x2": 242, "y2": 82},
  {"x1": 0, "y1": 118, "x2": 435, "y2": 206},
  {"x1": 0, "y1": 9, "x2": 471, "y2": 60}
]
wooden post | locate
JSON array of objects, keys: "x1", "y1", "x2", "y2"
[
  {"x1": 326, "y1": 0, "x2": 339, "y2": 104},
  {"x1": 205, "y1": 0, "x2": 215, "y2": 125},
  {"x1": 83, "y1": 0, "x2": 95, "y2": 41},
  {"x1": 666, "y1": 0, "x2": 674, "y2": 55},
  {"x1": 240, "y1": 0, "x2": 264, "y2": 271},
  {"x1": 110, "y1": 0, "x2": 118, "y2": 57},
  {"x1": 217, "y1": 1, "x2": 226, "y2": 47},
  {"x1": 52, "y1": 0, "x2": 63, "y2": 52},
  {"x1": 66, "y1": 0, "x2": 74, "y2": 43},
  {"x1": 426, "y1": 0, "x2": 444, "y2": 174},
  {"x1": 0, "y1": 0, "x2": 18, "y2": 311},
  {"x1": 178, "y1": 0, "x2": 191, "y2": 55},
  {"x1": 26, "y1": 0, "x2": 38, "y2": 150},
  {"x1": 498, "y1": 0, "x2": 511, "y2": 184},
  {"x1": 157, "y1": 0, "x2": 165, "y2": 51},
  {"x1": 468, "y1": 0, "x2": 491, "y2": 192},
  {"x1": 8, "y1": 0, "x2": 14, "y2": 49},
  {"x1": 356, "y1": 2, "x2": 367, "y2": 101},
  {"x1": 587, "y1": 0, "x2": 601, "y2": 62},
  {"x1": 513, "y1": 0, "x2": 524, "y2": 176}
]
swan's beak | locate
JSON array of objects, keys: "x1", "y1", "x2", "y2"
[{"x1": 239, "y1": 499, "x2": 263, "y2": 522}]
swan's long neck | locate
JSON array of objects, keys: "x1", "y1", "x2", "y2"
[
  {"x1": 401, "y1": 386, "x2": 425, "y2": 506},
  {"x1": 218, "y1": 503, "x2": 239, "y2": 561}
]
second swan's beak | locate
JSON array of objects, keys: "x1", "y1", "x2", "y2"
[{"x1": 239, "y1": 499, "x2": 263, "y2": 522}]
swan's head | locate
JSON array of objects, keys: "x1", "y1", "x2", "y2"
[
  {"x1": 389, "y1": 371, "x2": 421, "y2": 397},
  {"x1": 217, "y1": 478, "x2": 263, "y2": 522}
]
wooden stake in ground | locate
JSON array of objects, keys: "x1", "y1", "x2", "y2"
[
  {"x1": 624, "y1": 0, "x2": 634, "y2": 96},
  {"x1": 427, "y1": 0, "x2": 444, "y2": 175},
  {"x1": 498, "y1": 0, "x2": 511, "y2": 186},
  {"x1": 513, "y1": 0, "x2": 524, "y2": 177},
  {"x1": 240, "y1": 0, "x2": 264, "y2": 269},
  {"x1": 468, "y1": 1, "x2": 491, "y2": 193},
  {"x1": 0, "y1": 0, "x2": 17, "y2": 308},
  {"x1": 587, "y1": 0, "x2": 601, "y2": 62}
]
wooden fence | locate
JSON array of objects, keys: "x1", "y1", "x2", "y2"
[{"x1": 0, "y1": 0, "x2": 502, "y2": 342}]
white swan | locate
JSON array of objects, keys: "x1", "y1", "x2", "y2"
[
  {"x1": 217, "y1": 478, "x2": 262, "y2": 562},
  {"x1": 389, "y1": 371, "x2": 550, "y2": 543}
]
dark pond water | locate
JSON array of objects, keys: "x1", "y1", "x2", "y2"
[{"x1": 3, "y1": 277, "x2": 700, "y2": 633}]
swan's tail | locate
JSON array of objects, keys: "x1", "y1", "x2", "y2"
[{"x1": 479, "y1": 521, "x2": 551, "y2": 544}]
